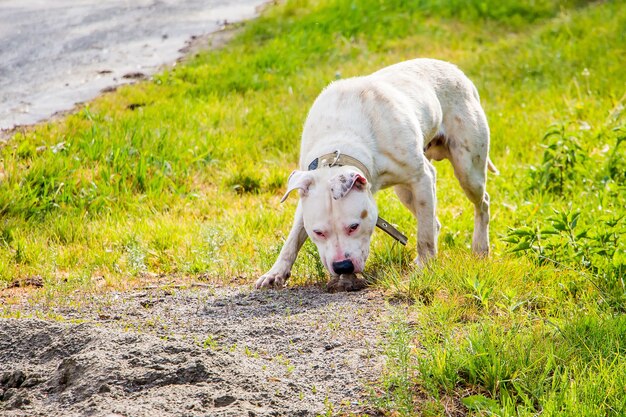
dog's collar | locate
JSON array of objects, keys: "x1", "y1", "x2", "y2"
[
  {"x1": 307, "y1": 150, "x2": 407, "y2": 246},
  {"x1": 308, "y1": 150, "x2": 372, "y2": 182}
]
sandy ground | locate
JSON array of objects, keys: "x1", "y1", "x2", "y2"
[
  {"x1": 2, "y1": 3, "x2": 392, "y2": 415},
  {"x1": 0, "y1": 0, "x2": 266, "y2": 131},
  {"x1": 1, "y1": 285, "x2": 389, "y2": 416}
]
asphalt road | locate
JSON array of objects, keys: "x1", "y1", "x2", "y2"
[{"x1": 0, "y1": 0, "x2": 265, "y2": 130}]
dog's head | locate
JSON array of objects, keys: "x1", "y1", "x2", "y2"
[{"x1": 282, "y1": 166, "x2": 378, "y2": 276}]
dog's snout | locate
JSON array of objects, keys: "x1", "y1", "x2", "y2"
[{"x1": 332, "y1": 259, "x2": 354, "y2": 275}]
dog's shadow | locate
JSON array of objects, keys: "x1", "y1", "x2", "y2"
[{"x1": 200, "y1": 284, "x2": 378, "y2": 320}]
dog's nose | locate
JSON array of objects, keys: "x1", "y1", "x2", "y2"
[{"x1": 332, "y1": 259, "x2": 354, "y2": 275}]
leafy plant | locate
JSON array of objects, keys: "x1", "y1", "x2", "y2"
[
  {"x1": 505, "y1": 122, "x2": 626, "y2": 311},
  {"x1": 465, "y1": 273, "x2": 494, "y2": 310},
  {"x1": 605, "y1": 127, "x2": 626, "y2": 183},
  {"x1": 527, "y1": 123, "x2": 589, "y2": 196}
]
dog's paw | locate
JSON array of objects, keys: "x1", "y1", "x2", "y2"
[
  {"x1": 326, "y1": 274, "x2": 367, "y2": 293},
  {"x1": 255, "y1": 271, "x2": 290, "y2": 289},
  {"x1": 414, "y1": 253, "x2": 435, "y2": 269}
]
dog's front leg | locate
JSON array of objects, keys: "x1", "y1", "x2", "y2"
[
  {"x1": 256, "y1": 202, "x2": 308, "y2": 289},
  {"x1": 395, "y1": 160, "x2": 439, "y2": 267}
]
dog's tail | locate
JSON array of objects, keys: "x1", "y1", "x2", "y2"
[{"x1": 487, "y1": 158, "x2": 499, "y2": 175}]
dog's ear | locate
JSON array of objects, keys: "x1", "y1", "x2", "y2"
[
  {"x1": 329, "y1": 171, "x2": 368, "y2": 200},
  {"x1": 281, "y1": 170, "x2": 314, "y2": 202}
]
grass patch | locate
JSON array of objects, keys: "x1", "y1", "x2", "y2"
[
  {"x1": 1, "y1": 0, "x2": 625, "y2": 414},
  {"x1": 378, "y1": 253, "x2": 625, "y2": 416}
]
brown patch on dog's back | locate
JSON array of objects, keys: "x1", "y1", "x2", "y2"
[
  {"x1": 360, "y1": 209, "x2": 368, "y2": 219},
  {"x1": 359, "y1": 86, "x2": 392, "y2": 107}
]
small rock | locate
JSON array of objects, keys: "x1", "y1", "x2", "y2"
[
  {"x1": 7, "y1": 276, "x2": 43, "y2": 289},
  {"x1": 2, "y1": 387, "x2": 16, "y2": 401},
  {"x1": 21, "y1": 376, "x2": 41, "y2": 388},
  {"x1": 122, "y1": 72, "x2": 147, "y2": 79},
  {"x1": 324, "y1": 342, "x2": 342, "y2": 351},
  {"x1": 1, "y1": 370, "x2": 26, "y2": 388},
  {"x1": 214, "y1": 394, "x2": 237, "y2": 407}
]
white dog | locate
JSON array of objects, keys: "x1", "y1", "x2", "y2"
[{"x1": 256, "y1": 58, "x2": 497, "y2": 289}]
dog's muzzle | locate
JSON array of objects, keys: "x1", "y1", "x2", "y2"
[{"x1": 332, "y1": 259, "x2": 355, "y2": 275}]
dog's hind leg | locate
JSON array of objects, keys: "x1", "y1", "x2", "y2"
[
  {"x1": 445, "y1": 109, "x2": 491, "y2": 255},
  {"x1": 256, "y1": 202, "x2": 308, "y2": 288},
  {"x1": 394, "y1": 159, "x2": 439, "y2": 266}
]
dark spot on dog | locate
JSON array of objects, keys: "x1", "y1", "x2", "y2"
[
  {"x1": 418, "y1": 241, "x2": 434, "y2": 253},
  {"x1": 360, "y1": 209, "x2": 368, "y2": 219},
  {"x1": 359, "y1": 86, "x2": 392, "y2": 106}
]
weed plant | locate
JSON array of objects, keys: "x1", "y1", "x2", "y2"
[{"x1": 1, "y1": 0, "x2": 625, "y2": 415}]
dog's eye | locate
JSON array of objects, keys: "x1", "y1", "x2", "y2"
[
  {"x1": 349, "y1": 223, "x2": 359, "y2": 232},
  {"x1": 313, "y1": 230, "x2": 325, "y2": 238}
]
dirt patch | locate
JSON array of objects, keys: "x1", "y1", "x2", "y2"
[{"x1": 1, "y1": 286, "x2": 388, "y2": 416}]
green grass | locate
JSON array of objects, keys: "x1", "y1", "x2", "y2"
[
  {"x1": 378, "y1": 253, "x2": 625, "y2": 416},
  {"x1": 1, "y1": 0, "x2": 625, "y2": 414}
]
